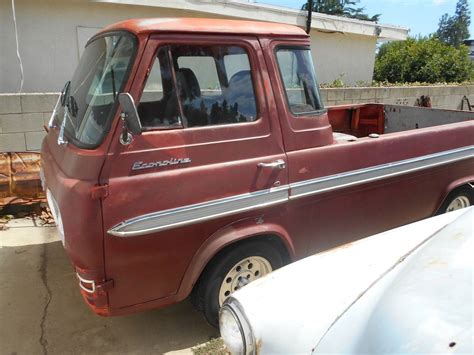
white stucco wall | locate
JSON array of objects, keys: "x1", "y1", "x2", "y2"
[
  {"x1": 1, "y1": 0, "x2": 378, "y2": 93},
  {"x1": 311, "y1": 32, "x2": 377, "y2": 85}
]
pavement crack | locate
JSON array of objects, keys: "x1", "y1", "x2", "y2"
[{"x1": 39, "y1": 244, "x2": 52, "y2": 355}]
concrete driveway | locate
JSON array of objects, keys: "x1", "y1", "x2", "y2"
[{"x1": 0, "y1": 218, "x2": 218, "y2": 354}]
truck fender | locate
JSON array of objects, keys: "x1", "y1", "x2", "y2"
[
  {"x1": 176, "y1": 217, "x2": 294, "y2": 301},
  {"x1": 436, "y1": 176, "x2": 474, "y2": 212}
]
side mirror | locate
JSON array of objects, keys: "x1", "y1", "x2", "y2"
[{"x1": 118, "y1": 93, "x2": 142, "y2": 136}]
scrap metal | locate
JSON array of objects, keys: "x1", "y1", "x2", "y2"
[{"x1": 0, "y1": 152, "x2": 45, "y2": 208}]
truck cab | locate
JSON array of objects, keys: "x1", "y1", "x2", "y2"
[{"x1": 41, "y1": 18, "x2": 474, "y2": 326}]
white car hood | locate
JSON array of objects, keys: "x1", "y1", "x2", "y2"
[
  {"x1": 313, "y1": 207, "x2": 473, "y2": 354},
  {"x1": 231, "y1": 208, "x2": 472, "y2": 354}
]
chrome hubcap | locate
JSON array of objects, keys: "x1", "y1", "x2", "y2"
[
  {"x1": 219, "y1": 256, "x2": 272, "y2": 305},
  {"x1": 446, "y1": 196, "x2": 470, "y2": 212}
]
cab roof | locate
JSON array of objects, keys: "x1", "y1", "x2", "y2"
[{"x1": 101, "y1": 18, "x2": 308, "y2": 37}]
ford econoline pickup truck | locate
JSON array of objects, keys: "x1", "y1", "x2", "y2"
[{"x1": 41, "y1": 18, "x2": 474, "y2": 326}]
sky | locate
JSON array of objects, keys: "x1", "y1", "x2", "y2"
[{"x1": 257, "y1": 0, "x2": 474, "y2": 38}]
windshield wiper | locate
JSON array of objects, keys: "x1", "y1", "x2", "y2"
[
  {"x1": 49, "y1": 81, "x2": 70, "y2": 129},
  {"x1": 58, "y1": 110, "x2": 69, "y2": 146},
  {"x1": 66, "y1": 95, "x2": 78, "y2": 118},
  {"x1": 60, "y1": 81, "x2": 71, "y2": 106},
  {"x1": 58, "y1": 93, "x2": 78, "y2": 146}
]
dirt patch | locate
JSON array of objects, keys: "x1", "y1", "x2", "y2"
[
  {"x1": 0, "y1": 214, "x2": 14, "y2": 231},
  {"x1": 0, "y1": 205, "x2": 55, "y2": 230},
  {"x1": 192, "y1": 338, "x2": 229, "y2": 355}
]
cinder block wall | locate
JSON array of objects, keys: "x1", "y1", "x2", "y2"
[
  {"x1": 0, "y1": 94, "x2": 57, "y2": 152},
  {"x1": 321, "y1": 85, "x2": 474, "y2": 108},
  {"x1": 1, "y1": 86, "x2": 473, "y2": 152}
]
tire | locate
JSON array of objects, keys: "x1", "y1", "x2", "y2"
[
  {"x1": 191, "y1": 240, "x2": 284, "y2": 328},
  {"x1": 437, "y1": 186, "x2": 473, "y2": 214}
]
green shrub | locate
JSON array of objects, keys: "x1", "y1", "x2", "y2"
[{"x1": 374, "y1": 37, "x2": 474, "y2": 83}]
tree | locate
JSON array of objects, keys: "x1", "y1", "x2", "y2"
[
  {"x1": 302, "y1": 0, "x2": 380, "y2": 22},
  {"x1": 374, "y1": 37, "x2": 474, "y2": 83},
  {"x1": 436, "y1": 0, "x2": 471, "y2": 47}
]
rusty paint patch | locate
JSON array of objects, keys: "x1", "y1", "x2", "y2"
[
  {"x1": 426, "y1": 258, "x2": 448, "y2": 268},
  {"x1": 312, "y1": 240, "x2": 357, "y2": 257},
  {"x1": 450, "y1": 232, "x2": 464, "y2": 240},
  {"x1": 0, "y1": 152, "x2": 45, "y2": 207},
  {"x1": 256, "y1": 338, "x2": 262, "y2": 354}
]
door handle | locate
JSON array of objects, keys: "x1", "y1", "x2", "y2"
[{"x1": 258, "y1": 159, "x2": 286, "y2": 170}]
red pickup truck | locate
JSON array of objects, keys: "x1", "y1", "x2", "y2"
[{"x1": 41, "y1": 18, "x2": 474, "y2": 326}]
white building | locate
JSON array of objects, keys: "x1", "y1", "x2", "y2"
[
  {"x1": 464, "y1": 39, "x2": 474, "y2": 60},
  {"x1": 0, "y1": 0, "x2": 408, "y2": 93}
]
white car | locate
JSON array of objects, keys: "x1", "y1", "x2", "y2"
[{"x1": 219, "y1": 207, "x2": 473, "y2": 354}]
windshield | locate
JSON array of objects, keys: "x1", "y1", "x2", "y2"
[{"x1": 53, "y1": 33, "x2": 137, "y2": 148}]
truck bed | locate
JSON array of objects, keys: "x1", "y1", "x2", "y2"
[{"x1": 328, "y1": 104, "x2": 474, "y2": 139}]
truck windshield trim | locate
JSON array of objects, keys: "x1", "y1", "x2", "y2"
[
  {"x1": 274, "y1": 45, "x2": 326, "y2": 117},
  {"x1": 53, "y1": 31, "x2": 138, "y2": 149}
]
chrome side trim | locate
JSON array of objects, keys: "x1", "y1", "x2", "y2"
[
  {"x1": 290, "y1": 145, "x2": 474, "y2": 200},
  {"x1": 108, "y1": 185, "x2": 289, "y2": 237},
  {"x1": 108, "y1": 146, "x2": 473, "y2": 237}
]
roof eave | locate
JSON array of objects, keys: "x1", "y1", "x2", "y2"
[{"x1": 95, "y1": 0, "x2": 409, "y2": 41}]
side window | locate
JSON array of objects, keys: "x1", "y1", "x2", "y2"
[
  {"x1": 224, "y1": 53, "x2": 251, "y2": 83},
  {"x1": 178, "y1": 56, "x2": 222, "y2": 94},
  {"x1": 142, "y1": 60, "x2": 163, "y2": 102},
  {"x1": 138, "y1": 47, "x2": 181, "y2": 128},
  {"x1": 138, "y1": 45, "x2": 258, "y2": 129},
  {"x1": 276, "y1": 47, "x2": 323, "y2": 115}
]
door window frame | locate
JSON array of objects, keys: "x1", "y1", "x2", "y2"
[
  {"x1": 265, "y1": 39, "x2": 332, "y2": 133},
  {"x1": 274, "y1": 45, "x2": 326, "y2": 117},
  {"x1": 136, "y1": 36, "x2": 264, "y2": 132}
]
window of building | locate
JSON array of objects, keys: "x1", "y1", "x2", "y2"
[
  {"x1": 138, "y1": 45, "x2": 258, "y2": 129},
  {"x1": 276, "y1": 47, "x2": 324, "y2": 115}
]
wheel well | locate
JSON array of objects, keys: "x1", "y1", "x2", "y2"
[
  {"x1": 437, "y1": 183, "x2": 474, "y2": 214},
  {"x1": 192, "y1": 234, "x2": 291, "y2": 291},
  {"x1": 445, "y1": 183, "x2": 473, "y2": 200}
]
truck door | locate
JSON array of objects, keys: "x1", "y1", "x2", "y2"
[
  {"x1": 99, "y1": 36, "x2": 288, "y2": 309},
  {"x1": 261, "y1": 39, "x2": 338, "y2": 256}
]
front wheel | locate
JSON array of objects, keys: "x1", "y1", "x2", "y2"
[
  {"x1": 438, "y1": 186, "x2": 473, "y2": 214},
  {"x1": 192, "y1": 240, "x2": 284, "y2": 327}
]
